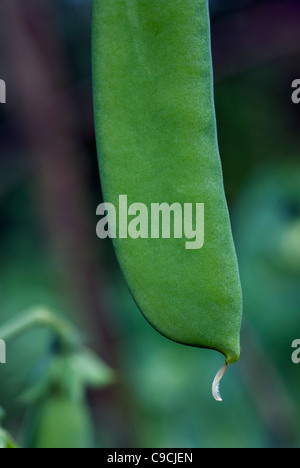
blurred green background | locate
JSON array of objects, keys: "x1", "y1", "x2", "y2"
[{"x1": 0, "y1": 0, "x2": 300, "y2": 448}]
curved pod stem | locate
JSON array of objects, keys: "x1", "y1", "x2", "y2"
[{"x1": 212, "y1": 362, "x2": 228, "y2": 402}]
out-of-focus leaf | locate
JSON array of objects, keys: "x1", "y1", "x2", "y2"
[
  {"x1": 22, "y1": 347, "x2": 116, "y2": 404},
  {"x1": 72, "y1": 348, "x2": 116, "y2": 388},
  {"x1": 0, "y1": 429, "x2": 19, "y2": 448}
]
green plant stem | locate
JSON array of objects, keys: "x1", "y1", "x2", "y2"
[{"x1": 0, "y1": 307, "x2": 80, "y2": 350}]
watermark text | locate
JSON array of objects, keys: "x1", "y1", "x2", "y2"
[
  {"x1": 0, "y1": 339, "x2": 6, "y2": 364},
  {"x1": 96, "y1": 195, "x2": 205, "y2": 250},
  {"x1": 291, "y1": 79, "x2": 300, "y2": 104},
  {"x1": 0, "y1": 79, "x2": 6, "y2": 104}
]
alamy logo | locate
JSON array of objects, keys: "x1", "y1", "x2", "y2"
[
  {"x1": 0, "y1": 79, "x2": 6, "y2": 104},
  {"x1": 291, "y1": 79, "x2": 300, "y2": 104},
  {"x1": 292, "y1": 339, "x2": 300, "y2": 364},
  {"x1": 96, "y1": 195, "x2": 205, "y2": 250},
  {"x1": 0, "y1": 339, "x2": 6, "y2": 364}
]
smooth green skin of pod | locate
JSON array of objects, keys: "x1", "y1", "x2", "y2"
[{"x1": 92, "y1": 0, "x2": 242, "y2": 364}]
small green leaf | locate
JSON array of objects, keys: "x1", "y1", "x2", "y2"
[
  {"x1": 72, "y1": 348, "x2": 116, "y2": 388},
  {"x1": 22, "y1": 347, "x2": 116, "y2": 406}
]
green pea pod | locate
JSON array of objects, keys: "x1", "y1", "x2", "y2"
[
  {"x1": 93, "y1": 0, "x2": 242, "y2": 394},
  {"x1": 24, "y1": 394, "x2": 94, "y2": 449}
]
